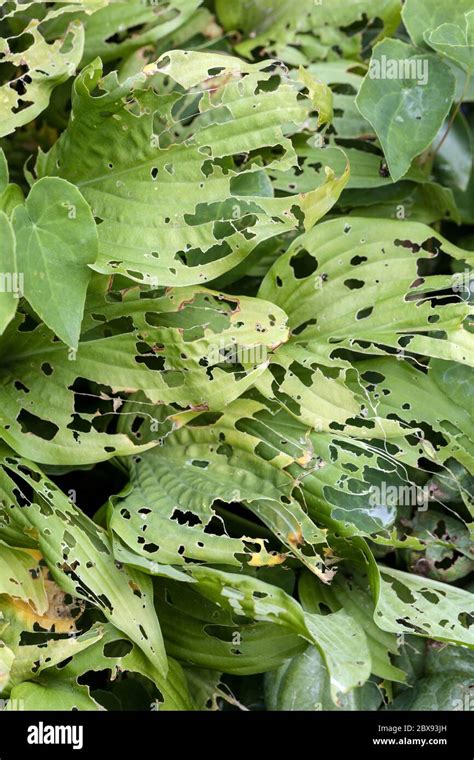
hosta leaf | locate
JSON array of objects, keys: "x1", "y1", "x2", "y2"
[
  {"x1": 356, "y1": 39, "x2": 456, "y2": 182},
  {"x1": 0, "y1": 286, "x2": 287, "y2": 464},
  {"x1": 373, "y1": 566, "x2": 474, "y2": 648},
  {"x1": 0, "y1": 543, "x2": 47, "y2": 614},
  {"x1": 0, "y1": 450, "x2": 168, "y2": 675},
  {"x1": 253, "y1": 342, "x2": 387, "y2": 439},
  {"x1": 155, "y1": 579, "x2": 306, "y2": 676},
  {"x1": 0, "y1": 573, "x2": 85, "y2": 636},
  {"x1": 434, "y1": 111, "x2": 473, "y2": 193},
  {"x1": 188, "y1": 565, "x2": 371, "y2": 702},
  {"x1": 341, "y1": 179, "x2": 462, "y2": 225},
  {"x1": 0, "y1": 17, "x2": 84, "y2": 138},
  {"x1": 7, "y1": 677, "x2": 102, "y2": 710},
  {"x1": 54, "y1": 623, "x2": 194, "y2": 710},
  {"x1": 12, "y1": 178, "x2": 98, "y2": 349},
  {"x1": 112, "y1": 397, "x2": 335, "y2": 578},
  {"x1": 299, "y1": 570, "x2": 405, "y2": 683},
  {"x1": 0, "y1": 151, "x2": 8, "y2": 190},
  {"x1": 5, "y1": 626, "x2": 104, "y2": 693},
  {"x1": 184, "y1": 668, "x2": 236, "y2": 711},
  {"x1": 43, "y1": 0, "x2": 204, "y2": 66},
  {"x1": 119, "y1": 394, "x2": 429, "y2": 541},
  {"x1": 407, "y1": 510, "x2": 474, "y2": 583},
  {"x1": 216, "y1": 0, "x2": 401, "y2": 65},
  {"x1": 0, "y1": 644, "x2": 15, "y2": 695},
  {"x1": 272, "y1": 144, "x2": 425, "y2": 194},
  {"x1": 265, "y1": 648, "x2": 382, "y2": 711},
  {"x1": 354, "y1": 358, "x2": 474, "y2": 472},
  {"x1": 306, "y1": 62, "x2": 370, "y2": 140},
  {"x1": 1, "y1": 1, "x2": 108, "y2": 21},
  {"x1": 258, "y1": 217, "x2": 473, "y2": 366},
  {"x1": 36, "y1": 52, "x2": 346, "y2": 286}
]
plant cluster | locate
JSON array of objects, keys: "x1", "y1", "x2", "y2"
[{"x1": 0, "y1": 0, "x2": 472, "y2": 711}]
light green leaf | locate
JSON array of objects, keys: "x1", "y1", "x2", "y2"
[
  {"x1": 6, "y1": 627, "x2": 104, "y2": 693},
  {"x1": 7, "y1": 677, "x2": 102, "y2": 710},
  {"x1": 52, "y1": 0, "x2": 204, "y2": 66},
  {"x1": 36, "y1": 52, "x2": 346, "y2": 286},
  {"x1": 112, "y1": 396, "x2": 333, "y2": 578},
  {"x1": 299, "y1": 570, "x2": 406, "y2": 683},
  {"x1": 0, "y1": 644, "x2": 15, "y2": 695},
  {"x1": 216, "y1": 0, "x2": 401, "y2": 65},
  {"x1": 55, "y1": 623, "x2": 194, "y2": 710},
  {"x1": 0, "y1": 19, "x2": 84, "y2": 137},
  {"x1": 188, "y1": 565, "x2": 371, "y2": 702},
  {"x1": 258, "y1": 217, "x2": 473, "y2": 366},
  {"x1": 374, "y1": 566, "x2": 474, "y2": 647},
  {"x1": 0, "y1": 542, "x2": 47, "y2": 614},
  {"x1": 0, "y1": 286, "x2": 287, "y2": 464},
  {"x1": 155, "y1": 579, "x2": 306, "y2": 676},
  {"x1": 0, "y1": 450, "x2": 168, "y2": 676},
  {"x1": 354, "y1": 358, "x2": 474, "y2": 472}
]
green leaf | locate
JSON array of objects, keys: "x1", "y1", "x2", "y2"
[
  {"x1": 354, "y1": 358, "x2": 474, "y2": 472},
  {"x1": 258, "y1": 217, "x2": 473, "y2": 366},
  {"x1": 48, "y1": 0, "x2": 204, "y2": 66},
  {"x1": 428, "y1": 12, "x2": 474, "y2": 73},
  {"x1": 216, "y1": 0, "x2": 401, "y2": 65},
  {"x1": 0, "y1": 542, "x2": 47, "y2": 614},
  {"x1": 0, "y1": 286, "x2": 287, "y2": 464},
  {"x1": 155, "y1": 579, "x2": 306, "y2": 676},
  {"x1": 55, "y1": 623, "x2": 194, "y2": 710},
  {"x1": 374, "y1": 566, "x2": 474, "y2": 648},
  {"x1": 403, "y1": 0, "x2": 473, "y2": 54},
  {"x1": 6, "y1": 627, "x2": 104, "y2": 694},
  {"x1": 188, "y1": 565, "x2": 371, "y2": 702},
  {"x1": 109, "y1": 399, "x2": 330, "y2": 578},
  {"x1": 12, "y1": 178, "x2": 98, "y2": 349},
  {"x1": 356, "y1": 39, "x2": 456, "y2": 181},
  {"x1": 0, "y1": 643, "x2": 15, "y2": 695},
  {"x1": 7, "y1": 677, "x2": 102, "y2": 710},
  {"x1": 407, "y1": 510, "x2": 474, "y2": 583},
  {"x1": 36, "y1": 52, "x2": 346, "y2": 286},
  {"x1": 265, "y1": 647, "x2": 382, "y2": 711},
  {"x1": 391, "y1": 642, "x2": 474, "y2": 710},
  {"x1": 0, "y1": 18, "x2": 84, "y2": 138},
  {"x1": 0, "y1": 450, "x2": 168, "y2": 676},
  {"x1": 434, "y1": 111, "x2": 473, "y2": 192},
  {"x1": 299, "y1": 571, "x2": 406, "y2": 683}
]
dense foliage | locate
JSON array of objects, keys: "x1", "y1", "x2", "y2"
[{"x1": 0, "y1": 0, "x2": 472, "y2": 712}]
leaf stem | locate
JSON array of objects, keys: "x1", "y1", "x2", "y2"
[{"x1": 431, "y1": 67, "x2": 472, "y2": 160}]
